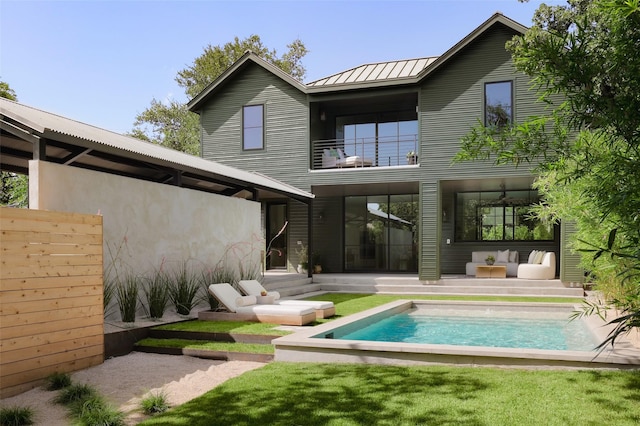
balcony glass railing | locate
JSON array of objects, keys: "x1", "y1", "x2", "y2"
[{"x1": 312, "y1": 135, "x2": 418, "y2": 170}]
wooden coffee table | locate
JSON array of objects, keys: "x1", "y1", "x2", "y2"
[{"x1": 475, "y1": 265, "x2": 507, "y2": 278}]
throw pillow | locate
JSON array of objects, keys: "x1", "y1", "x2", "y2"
[
  {"x1": 534, "y1": 251, "x2": 546, "y2": 264},
  {"x1": 497, "y1": 249, "x2": 510, "y2": 263},
  {"x1": 528, "y1": 250, "x2": 538, "y2": 264},
  {"x1": 508, "y1": 250, "x2": 518, "y2": 263}
]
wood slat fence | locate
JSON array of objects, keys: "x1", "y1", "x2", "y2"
[{"x1": 0, "y1": 207, "x2": 104, "y2": 398}]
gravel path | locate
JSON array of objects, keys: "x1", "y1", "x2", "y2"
[{"x1": 0, "y1": 352, "x2": 266, "y2": 425}]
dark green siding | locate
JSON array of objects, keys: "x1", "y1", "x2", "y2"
[
  {"x1": 198, "y1": 24, "x2": 571, "y2": 279},
  {"x1": 200, "y1": 64, "x2": 310, "y2": 190}
]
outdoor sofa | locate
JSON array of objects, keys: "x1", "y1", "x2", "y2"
[
  {"x1": 238, "y1": 279, "x2": 336, "y2": 319},
  {"x1": 465, "y1": 250, "x2": 519, "y2": 277},
  {"x1": 517, "y1": 251, "x2": 556, "y2": 280},
  {"x1": 200, "y1": 283, "x2": 316, "y2": 326}
]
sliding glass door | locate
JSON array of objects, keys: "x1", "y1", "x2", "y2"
[{"x1": 344, "y1": 194, "x2": 418, "y2": 272}]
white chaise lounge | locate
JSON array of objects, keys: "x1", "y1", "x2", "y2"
[
  {"x1": 238, "y1": 279, "x2": 336, "y2": 319},
  {"x1": 199, "y1": 283, "x2": 316, "y2": 326}
]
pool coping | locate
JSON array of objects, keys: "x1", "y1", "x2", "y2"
[{"x1": 273, "y1": 300, "x2": 640, "y2": 369}]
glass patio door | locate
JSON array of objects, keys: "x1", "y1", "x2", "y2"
[{"x1": 344, "y1": 194, "x2": 417, "y2": 272}]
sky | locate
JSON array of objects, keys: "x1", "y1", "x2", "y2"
[{"x1": 1, "y1": 0, "x2": 560, "y2": 134}]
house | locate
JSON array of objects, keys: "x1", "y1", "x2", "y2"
[{"x1": 187, "y1": 13, "x2": 583, "y2": 283}]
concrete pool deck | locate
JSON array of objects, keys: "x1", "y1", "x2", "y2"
[{"x1": 273, "y1": 300, "x2": 640, "y2": 369}]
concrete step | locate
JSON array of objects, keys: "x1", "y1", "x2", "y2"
[
  {"x1": 260, "y1": 273, "x2": 585, "y2": 299},
  {"x1": 317, "y1": 282, "x2": 583, "y2": 298}
]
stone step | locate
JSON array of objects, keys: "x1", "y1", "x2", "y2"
[{"x1": 317, "y1": 282, "x2": 583, "y2": 298}]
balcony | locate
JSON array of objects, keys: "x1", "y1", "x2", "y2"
[{"x1": 312, "y1": 135, "x2": 418, "y2": 170}]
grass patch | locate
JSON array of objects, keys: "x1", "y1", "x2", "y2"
[
  {"x1": 138, "y1": 362, "x2": 640, "y2": 426},
  {"x1": 136, "y1": 338, "x2": 274, "y2": 354},
  {"x1": 0, "y1": 406, "x2": 34, "y2": 426},
  {"x1": 153, "y1": 319, "x2": 290, "y2": 336}
]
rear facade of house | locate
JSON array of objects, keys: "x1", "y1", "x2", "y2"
[{"x1": 188, "y1": 14, "x2": 583, "y2": 283}]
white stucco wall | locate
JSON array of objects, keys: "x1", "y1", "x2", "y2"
[{"x1": 29, "y1": 160, "x2": 263, "y2": 278}]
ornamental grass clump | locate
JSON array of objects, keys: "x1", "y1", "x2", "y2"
[
  {"x1": 169, "y1": 261, "x2": 201, "y2": 315},
  {"x1": 116, "y1": 274, "x2": 139, "y2": 323},
  {"x1": 143, "y1": 268, "x2": 170, "y2": 319},
  {"x1": 53, "y1": 383, "x2": 98, "y2": 406},
  {"x1": 45, "y1": 371, "x2": 71, "y2": 390},
  {"x1": 71, "y1": 395, "x2": 125, "y2": 426},
  {"x1": 140, "y1": 391, "x2": 170, "y2": 415},
  {"x1": 0, "y1": 406, "x2": 34, "y2": 426}
]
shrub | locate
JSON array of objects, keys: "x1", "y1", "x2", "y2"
[
  {"x1": 0, "y1": 406, "x2": 34, "y2": 426},
  {"x1": 45, "y1": 371, "x2": 71, "y2": 390},
  {"x1": 116, "y1": 274, "x2": 139, "y2": 322},
  {"x1": 140, "y1": 391, "x2": 170, "y2": 415},
  {"x1": 169, "y1": 261, "x2": 201, "y2": 315},
  {"x1": 143, "y1": 268, "x2": 170, "y2": 319}
]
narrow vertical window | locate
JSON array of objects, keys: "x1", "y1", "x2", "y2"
[
  {"x1": 243, "y1": 104, "x2": 264, "y2": 150},
  {"x1": 485, "y1": 81, "x2": 512, "y2": 128}
]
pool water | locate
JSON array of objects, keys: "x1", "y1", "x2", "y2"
[{"x1": 338, "y1": 310, "x2": 598, "y2": 351}]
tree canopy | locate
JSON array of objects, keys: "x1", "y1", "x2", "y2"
[
  {"x1": 131, "y1": 35, "x2": 308, "y2": 155},
  {"x1": 455, "y1": 0, "x2": 640, "y2": 346},
  {"x1": 0, "y1": 80, "x2": 28, "y2": 207}
]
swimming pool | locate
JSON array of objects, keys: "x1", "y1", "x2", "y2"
[
  {"x1": 273, "y1": 300, "x2": 640, "y2": 369},
  {"x1": 337, "y1": 309, "x2": 597, "y2": 351}
]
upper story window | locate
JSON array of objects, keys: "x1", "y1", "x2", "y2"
[
  {"x1": 484, "y1": 81, "x2": 513, "y2": 128},
  {"x1": 243, "y1": 104, "x2": 264, "y2": 150},
  {"x1": 455, "y1": 190, "x2": 554, "y2": 242}
]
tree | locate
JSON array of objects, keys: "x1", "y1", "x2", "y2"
[
  {"x1": 0, "y1": 80, "x2": 29, "y2": 208},
  {"x1": 0, "y1": 81, "x2": 17, "y2": 101},
  {"x1": 132, "y1": 35, "x2": 308, "y2": 154},
  {"x1": 454, "y1": 0, "x2": 640, "y2": 347}
]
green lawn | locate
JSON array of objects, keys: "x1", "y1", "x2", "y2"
[
  {"x1": 136, "y1": 293, "x2": 626, "y2": 425},
  {"x1": 138, "y1": 362, "x2": 640, "y2": 425}
]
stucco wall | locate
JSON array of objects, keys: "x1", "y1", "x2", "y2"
[{"x1": 29, "y1": 160, "x2": 263, "y2": 282}]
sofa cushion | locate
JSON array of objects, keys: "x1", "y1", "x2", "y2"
[
  {"x1": 497, "y1": 249, "x2": 510, "y2": 263},
  {"x1": 533, "y1": 251, "x2": 546, "y2": 265}
]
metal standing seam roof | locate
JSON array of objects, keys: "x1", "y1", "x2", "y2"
[
  {"x1": 0, "y1": 98, "x2": 314, "y2": 201},
  {"x1": 306, "y1": 57, "x2": 439, "y2": 88}
]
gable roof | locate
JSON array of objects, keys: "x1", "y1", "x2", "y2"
[
  {"x1": 187, "y1": 12, "x2": 528, "y2": 107},
  {"x1": 0, "y1": 98, "x2": 313, "y2": 203},
  {"x1": 187, "y1": 50, "x2": 308, "y2": 112}
]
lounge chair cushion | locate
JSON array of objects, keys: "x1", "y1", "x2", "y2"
[
  {"x1": 238, "y1": 279, "x2": 335, "y2": 313},
  {"x1": 209, "y1": 283, "x2": 315, "y2": 315},
  {"x1": 238, "y1": 280, "x2": 281, "y2": 300},
  {"x1": 236, "y1": 295, "x2": 257, "y2": 307}
]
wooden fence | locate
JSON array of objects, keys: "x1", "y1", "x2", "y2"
[{"x1": 0, "y1": 207, "x2": 104, "y2": 398}]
